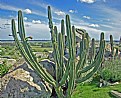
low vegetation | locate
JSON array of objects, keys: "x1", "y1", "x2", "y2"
[
  {"x1": 101, "y1": 59, "x2": 121, "y2": 83},
  {"x1": 0, "y1": 61, "x2": 12, "y2": 77},
  {"x1": 72, "y1": 83, "x2": 121, "y2": 98},
  {"x1": 31, "y1": 46, "x2": 52, "y2": 52},
  {"x1": 0, "y1": 45, "x2": 21, "y2": 60}
]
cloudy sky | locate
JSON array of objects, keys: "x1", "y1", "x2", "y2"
[{"x1": 0, "y1": 0, "x2": 121, "y2": 40}]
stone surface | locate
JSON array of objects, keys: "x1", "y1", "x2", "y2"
[
  {"x1": 40, "y1": 59, "x2": 55, "y2": 77},
  {"x1": 0, "y1": 58, "x2": 16, "y2": 65},
  {"x1": 0, "y1": 60, "x2": 52, "y2": 98},
  {"x1": 110, "y1": 90, "x2": 121, "y2": 98}
]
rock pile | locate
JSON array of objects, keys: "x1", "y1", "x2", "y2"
[{"x1": 0, "y1": 61, "x2": 52, "y2": 98}]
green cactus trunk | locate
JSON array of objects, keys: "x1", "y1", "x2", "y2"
[{"x1": 110, "y1": 35, "x2": 114, "y2": 59}]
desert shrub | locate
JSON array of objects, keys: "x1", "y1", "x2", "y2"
[
  {"x1": 100, "y1": 59, "x2": 121, "y2": 82},
  {"x1": 0, "y1": 48, "x2": 5, "y2": 56},
  {"x1": 91, "y1": 74, "x2": 100, "y2": 83},
  {"x1": 41, "y1": 42, "x2": 52, "y2": 47},
  {"x1": 0, "y1": 61, "x2": 12, "y2": 77}
]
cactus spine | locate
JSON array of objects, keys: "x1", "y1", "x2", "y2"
[{"x1": 11, "y1": 6, "x2": 105, "y2": 98}]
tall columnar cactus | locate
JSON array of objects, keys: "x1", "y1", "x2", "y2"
[
  {"x1": 110, "y1": 35, "x2": 114, "y2": 58},
  {"x1": 115, "y1": 48, "x2": 119, "y2": 58},
  {"x1": 119, "y1": 36, "x2": 121, "y2": 45},
  {"x1": 11, "y1": 6, "x2": 105, "y2": 98},
  {"x1": 89, "y1": 38, "x2": 96, "y2": 63}
]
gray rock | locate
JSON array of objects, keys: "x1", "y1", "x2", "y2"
[{"x1": 40, "y1": 59, "x2": 55, "y2": 77}]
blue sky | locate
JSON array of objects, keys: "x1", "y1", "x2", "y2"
[{"x1": 0, "y1": 0, "x2": 121, "y2": 40}]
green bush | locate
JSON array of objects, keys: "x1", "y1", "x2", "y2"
[
  {"x1": 100, "y1": 60, "x2": 121, "y2": 82},
  {"x1": 0, "y1": 61, "x2": 12, "y2": 77}
]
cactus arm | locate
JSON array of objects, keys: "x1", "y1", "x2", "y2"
[
  {"x1": 54, "y1": 26, "x2": 58, "y2": 41},
  {"x1": 76, "y1": 34, "x2": 89, "y2": 77},
  {"x1": 76, "y1": 61, "x2": 101, "y2": 83},
  {"x1": 85, "y1": 33, "x2": 89, "y2": 49},
  {"x1": 92, "y1": 38, "x2": 95, "y2": 60},
  {"x1": 110, "y1": 35, "x2": 113, "y2": 51},
  {"x1": 52, "y1": 27, "x2": 61, "y2": 81},
  {"x1": 48, "y1": 6, "x2": 53, "y2": 32},
  {"x1": 61, "y1": 20, "x2": 65, "y2": 51},
  {"x1": 48, "y1": 6, "x2": 67, "y2": 97},
  {"x1": 72, "y1": 26, "x2": 76, "y2": 57},
  {"x1": 72, "y1": 26, "x2": 76, "y2": 90},
  {"x1": 115, "y1": 48, "x2": 118, "y2": 58},
  {"x1": 77, "y1": 38, "x2": 88, "y2": 73},
  {"x1": 61, "y1": 19, "x2": 65, "y2": 76},
  {"x1": 48, "y1": 6, "x2": 61, "y2": 82},
  {"x1": 78, "y1": 36, "x2": 103, "y2": 74},
  {"x1": 59, "y1": 58, "x2": 70, "y2": 86},
  {"x1": 76, "y1": 40, "x2": 105, "y2": 83},
  {"x1": 66, "y1": 15, "x2": 76, "y2": 97},
  {"x1": 77, "y1": 40, "x2": 104, "y2": 75},
  {"x1": 76, "y1": 50, "x2": 86, "y2": 76},
  {"x1": 83, "y1": 38, "x2": 88, "y2": 64},
  {"x1": 100, "y1": 32, "x2": 104, "y2": 40},
  {"x1": 58, "y1": 33, "x2": 64, "y2": 79},
  {"x1": 66, "y1": 15, "x2": 73, "y2": 58},
  {"x1": 110, "y1": 35, "x2": 114, "y2": 58},
  {"x1": 18, "y1": 10, "x2": 56, "y2": 83},
  {"x1": 76, "y1": 40, "x2": 85, "y2": 72},
  {"x1": 77, "y1": 33, "x2": 105, "y2": 81},
  {"x1": 12, "y1": 19, "x2": 56, "y2": 86},
  {"x1": 12, "y1": 19, "x2": 40, "y2": 75},
  {"x1": 90, "y1": 38, "x2": 95, "y2": 63}
]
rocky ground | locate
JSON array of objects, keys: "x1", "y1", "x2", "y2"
[{"x1": 0, "y1": 59, "x2": 52, "y2": 98}]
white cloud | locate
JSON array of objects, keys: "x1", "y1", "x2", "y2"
[
  {"x1": 69, "y1": 10, "x2": 77, "y2": 13},
  {"x1": 29, "y1": 1, "x2": 66, "y2": 20},
  {"x1": 89, "y1": 24, "x2": 99, "y2": 28},
  {"x1": 75, "y1": 25, "x2": 103, "y2": 39},
  {"x1": 100, "y1": 24, "x2": 113, "y2": 29},
  {"x1": 23, "y1": 9, "x2": 32, "y2": 14},
  {"x1": 69, "y1": 10, "x2": 74, "y2": 13},
  {"x1": 0, "y1": 3, "x2": 21, "y2": 12},
  {"x1": 80, "y1": 0, "x2": 96, "y2": 3},
  {"x1": 54, "y1": 11, "x2": 65, "y2": 16},
  {"x1": 0, "y1": 18, "x2": 50, "y2": 40},
  {"x1": 103, "y1": 0, "x2": 106, "y2": 2},
  {"x1": 23, "y1": 22, "x2": 50, "y2": 40},
  {"x1": 0, "y1": 3, "x2": 32, "y2": 15},
  {"x1": 83, "y1": 16, "x2": 91, "y2": 19},
  {"x1": 32, "y1": 20, "x2": 41, "y2": 24},
  {"x1": 24, "y1": 17, "x2": 28, "y2": 20},
  {"x1": 107, "y1": 19, "x2": 110, "y2": 21}
]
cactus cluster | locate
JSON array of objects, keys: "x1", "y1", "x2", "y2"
[{"x1": 11, "y1": 6, "x2": 105, "y2": 98}]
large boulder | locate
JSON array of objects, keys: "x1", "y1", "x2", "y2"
[
  {"x1": 40, "y1": 59, "x2": 55, "y2": 78},
  {"x1": 0, "y1": 62, "x2": 52, "y2": 98}
]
